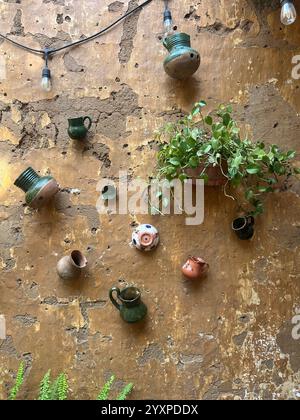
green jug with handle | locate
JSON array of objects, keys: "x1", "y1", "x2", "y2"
[
  {"x1": 109, "y1": 286, "x2": 147, "y2": 323},
  {"x1": 68, "y1": 116, "x2": 92, "y2": 140}
]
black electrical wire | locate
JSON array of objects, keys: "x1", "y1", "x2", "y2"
[{"x1": 0, "y1": 0, "x2": 153, "y2": 57}]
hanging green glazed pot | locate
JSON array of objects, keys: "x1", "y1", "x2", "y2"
[
  {"x1": 163, "y1": 33, "x2": 200, "y2": 80},
  {"x1": 14, "y1": 167, "x2": 59, "y2": 208}
]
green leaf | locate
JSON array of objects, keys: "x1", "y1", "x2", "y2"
[
  {"x1": 257, "y1": 186, "x2": 273, "y2": 193},
  {"x1": 169, "y1": 158, "x2": 181, "y2": 166},
  {"x1": 231, "y1": 155, "x2": 242, "y2": 168},
  {"x1": 166, "y1": 166, "x2": 177, "y2": 175},
  {"x1": 203, "y1": 144, "x2": 212, "y2": 154},
  {"x1": 191, "y1": 108, "x2": 200, "y2": 117},
  {"x1": 179, "y1": 173, "x2": 188, "y2": 182},
  {"x1": 188, "y1": 156, "x2": 199, "y2": 168},
  {"x1": 198, "y1": 100, "x2": 207, "y2": 107},
  {"x1": 211, "y1": 138, "x2": 220, "y2": 151},
  {"x1": 245, "y1": 189, "x2": 254, "y2": 201},
  {"x1": 273, "y1": 161, "x2": 285, "y2": 175},
  {"x1": 222, "y1": 113, "x2": 231, "y2": 126},
  {"x1": 246, "y1": 164, "x2": 261, "y2": 174},
  {"x1": 286, "y1": 150, "x2": 296, "y2": 160},
  {"x1": 205, "y1": 116, "x2": 213, "y2": 125},
  {"x1": 191, "y1": 128, "x2": 200, "y2": 140}
]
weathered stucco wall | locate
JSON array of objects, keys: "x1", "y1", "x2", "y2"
[{"x1": 0, "y1": 0, "x2": 299, "y2": 400}]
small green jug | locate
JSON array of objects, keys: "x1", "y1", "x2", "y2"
[
  {"x1": 68, "y1": 116, "x2": 92, "y2": 140},
  {"x1": 163, "y1": 32, "x2": 200, "y2": 80},
  {"x1": 109, "y1": 286, "x2": 147, "y2": 323}
]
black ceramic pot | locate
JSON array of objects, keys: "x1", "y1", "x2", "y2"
[{"x1": 232, "y1": 216, "x2": 255, "y2": 240}]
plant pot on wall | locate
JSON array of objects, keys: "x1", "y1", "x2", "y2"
[
  {"x1": 14, "y1": 167, "x2": 59, "y2": 208},
  {"x1": 57, "y1": 250, "x2": 87, "y2": 281},
  {"x1": 163, "y1": 33, "x2": 201, "y2": 80},
  {"x1": 156, "y1": 100, "x2": 299, "y2": 217},
  {"x1": 232, "y1": 216, "x2": 255, "y2": 240},
  {"x1": 184, "y1": 161, "x2": 228, "y2": 186}
]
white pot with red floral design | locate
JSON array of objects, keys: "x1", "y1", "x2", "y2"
[{"x1": 131, "y1": 224, "x2": 160, "y2": 252}]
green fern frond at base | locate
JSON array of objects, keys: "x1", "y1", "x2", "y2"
[
  {"x1": 97, "y1": 375, "x2": 115, "y2": 400},
  {"x1": 116, "y1": 383, "x2": 134, "y2": 401},
  {"x1": 56, "y1": 373, "x2": 68, "y2": 400},
  {"x1": 38, "y1": 370, "x2": 51, "y2": 401},
  {"x1": 8, "y1": 362, "x2": 25, "y2": 401}
]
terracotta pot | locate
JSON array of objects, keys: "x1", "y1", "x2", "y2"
[
  {"x1": 57, "y1": 250, "x2": 87, "y2": 280},
  {"x1": 184, "y1": 161, "x2": 228, "y2": 186},
  {"x1": 181, "y1": 256, "x2": 209, "y2": 280}
]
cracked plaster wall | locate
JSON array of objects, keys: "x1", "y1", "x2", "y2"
[{"x1": 0, "y1": 0, "x2": 299, "y2": 400}]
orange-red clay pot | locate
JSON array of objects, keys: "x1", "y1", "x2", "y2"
[
  {"x1": 184, "y1": 161, "x2": 228, "y2": 186},
  {"x1": 181, "y1": 256, "x2": 209, "y2": 280}
]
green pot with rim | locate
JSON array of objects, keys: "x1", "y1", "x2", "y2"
[
  {"x1": 14, "y1": 167, "x2": 59, "y2": 208},
  {"x1": 163, "y1": 33, "x2": 200, "y2": 80}
]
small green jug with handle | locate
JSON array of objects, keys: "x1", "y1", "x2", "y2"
[
  {"x1": 68, "y1": 116, "x2": 92, "y2": 140},
  {"x1": 109, "y1": 286, "x2": 147, "y2": 323}
]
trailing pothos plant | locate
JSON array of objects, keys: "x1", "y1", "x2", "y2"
[{"x1": 156, "y1": 101, "x2": 300, "y2": 216}]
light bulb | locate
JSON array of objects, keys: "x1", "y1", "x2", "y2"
[
  {"x1": 41, "y1": 67, "x2": 52, "y2": 92},
  {"x1": 281, "y1": 0, "x2": 297, "y2": 25}
]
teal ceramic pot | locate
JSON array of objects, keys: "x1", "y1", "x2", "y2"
[
  {"x1": 163, "y1": 33, "x2": 200, "y2": 80},
  {"x1": 14, "y1": 167, "x2": 59, "y2": 208},
  {"x1": 109, "y1": 286, "x2": 147, "y2": 323},
  {"x1": 68, "y1": 116, "x2": 92, "y2": 140}
]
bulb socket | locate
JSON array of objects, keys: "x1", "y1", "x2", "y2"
[
  {"x1": 164, "y1": 9, "x2": 172, "y2": 22},
  {"x1": 42, "y1": 67, "x2": 51, "y2": 78}
]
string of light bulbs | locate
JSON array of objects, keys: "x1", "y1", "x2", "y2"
[
  {"x1": 0, "y1": 0, "x2": 153, "y2": 91},
  {"x1": 0, "y1": 0, "x2": 297, "y2": 91}
]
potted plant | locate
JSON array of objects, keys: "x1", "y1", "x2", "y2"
[{"x1": 155, "y1": 101, "x2": 299, "y2": 236}]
